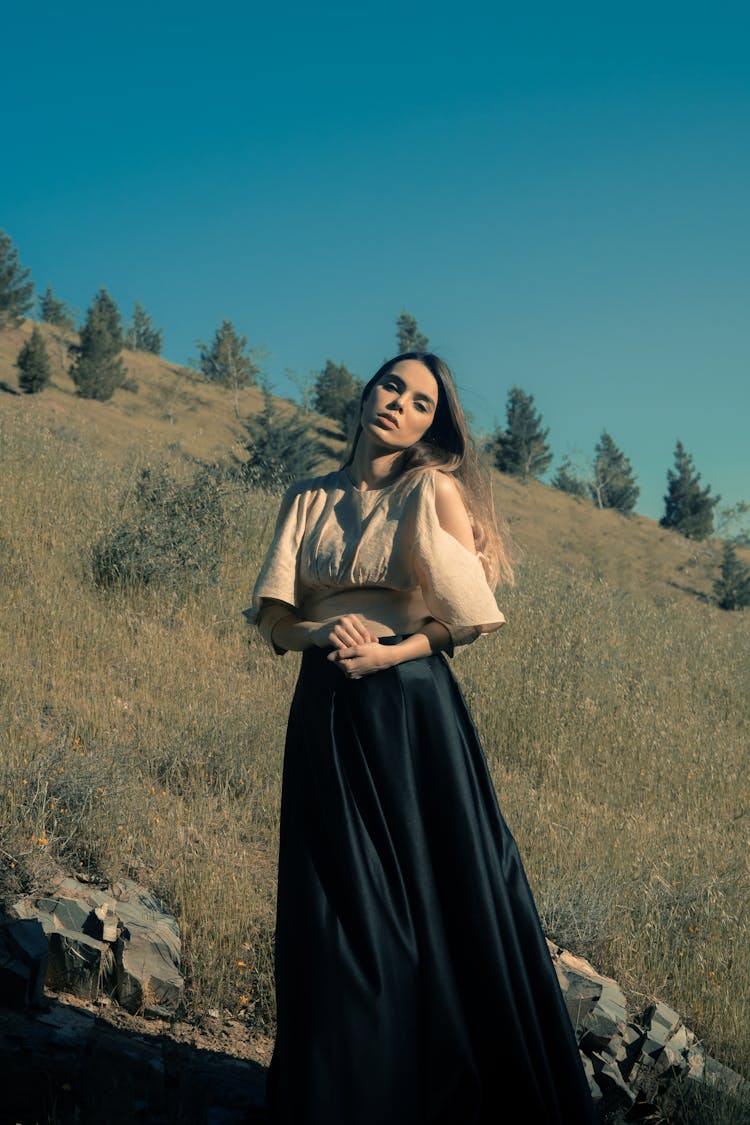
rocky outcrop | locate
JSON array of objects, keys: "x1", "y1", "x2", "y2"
[
  {"x1": 4, "y1": 873, "x2": 184, "y2": 1017},
  {"x1": 549, "y1": 941, "x2": 747, "y2": 1115}
]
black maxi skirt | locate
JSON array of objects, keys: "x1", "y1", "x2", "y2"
[{"x1": 266, "y1": 641, "x2": 597, "y2": 1125}]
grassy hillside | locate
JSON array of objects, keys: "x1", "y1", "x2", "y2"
[
  {"x1": 1, "y1": 321, "x2": 749, "y2": 1096},
  {"x1": 1, "y1": 319, "x2": 741, "y2": 611}
]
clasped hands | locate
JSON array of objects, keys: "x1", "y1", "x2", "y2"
[{"x1": 313, "y1": 614, "x2": 393, "y2": 680}]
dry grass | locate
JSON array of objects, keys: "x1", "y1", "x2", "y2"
[{"x1": 1, "y1": 332, "x2": 749, "y2": 1102}]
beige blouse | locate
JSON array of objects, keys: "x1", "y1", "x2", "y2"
[{"x1": 247, "y1": 468, "x2": 505, "y2": 655}]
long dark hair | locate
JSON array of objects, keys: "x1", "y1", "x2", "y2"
[{"x1": 342, "y1": 353, "x2": 514, "y2": 586}]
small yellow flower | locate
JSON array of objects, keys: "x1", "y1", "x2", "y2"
[{"x1": 236, "y1": 960, "x2": 247, "y2": 968}]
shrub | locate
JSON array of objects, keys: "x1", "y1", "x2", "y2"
[{"x1": 92, "y1": 465, "x2": 226, "y2": 593}]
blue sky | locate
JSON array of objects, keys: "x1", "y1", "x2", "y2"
[{"x1": 3, "y1": 4, "x2": 748, "y2": 521}]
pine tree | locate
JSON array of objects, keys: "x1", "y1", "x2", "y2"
[
  {"x1": 39, "y1": 285, "x2": 75, "y2": 331},
  {"x1": 660, "y1": 441, "x2": 720, "y2": 540},
  {"x1": 490, "y1": 387, "x2": 552, "y2": 480},
  {"x1": 312, "y1": 359, "x2": 363, "y2": 429},
  {"x1": 552, "y1": 456, "x2": 588, "y2": 499},
  {"x1": 714, "y1": 542, "x2": 750, "y2": 610},
  {"x1": 16, "y1": 326, "x2": 52, "y2": 393},
  {"x1": 240, "y1": 385, "x2": 326, "y2": 491},
  {"x1": 0, "y1": 229, "x2": 34, "y2": 329},
  {"x1": 197, "y1": 320, "x2": 261, "y2": 417},
  {"x1": 396, "y1": 310, "x2": 429, "y2": 354},
  {"x1": 589, "y1": 431, "x2": 640, "y2": 514},
  {"x1": 71, "y1": 288, "x2": 125, "y2": 401},
  {"x1": 125, "y1": 299, "x2": 163, "y2": 355}
]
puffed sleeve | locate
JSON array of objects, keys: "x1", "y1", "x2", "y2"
[
  {"x1": 413, "y1": 472, "x2": 506, "y2": 653},
  {"x1": 243, "y1": 483, "x2": 307, "y2": 655}
]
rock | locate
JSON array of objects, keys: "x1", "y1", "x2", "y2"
[
  {"x1": 83, "y1": 904, "x2": 121, "y2": 944},
  {"x1": 591, "y1": 1049, "x2": 637, "y2": 1108},
  {"x1": 0, "y1": 918, "x2": 49, "y2": 1008},
  {"x1": 7, "y1": 874, "x2": 184, "y2": 1016},
  {"x1": 47, "y1": 929, "x2": 115, "y2": 1000},
  {"x1": 641, "y1": 1000, "x2": 681, "y2": 1058},
  {"x1": 545, "y1": 939, "x2": 747, "y2": 1114},
  {"x1": 116, "y1": 927, "x2": 183, "y2": 1017},
  {"x1": 704, "y1": 1054, "x2": 747, "y2": 1096}
]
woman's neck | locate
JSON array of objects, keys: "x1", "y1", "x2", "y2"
[{"x1": 347, "y1": 439, "x2": 407, "y2": 492}]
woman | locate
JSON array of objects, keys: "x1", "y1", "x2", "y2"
[{"x1": 247, "y1": 353, "x2": 597, "y2": 1124}]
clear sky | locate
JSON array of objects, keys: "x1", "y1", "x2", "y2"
[{"x1": 3, "y1": 3, "x2": 748, "y2": 521}]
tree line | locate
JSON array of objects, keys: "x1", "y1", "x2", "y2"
[{"x1": 2, "y1": 228, "x2": 748, "y2": 609}]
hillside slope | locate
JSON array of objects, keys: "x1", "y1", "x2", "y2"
[{"x1": 1, "y1": 319, "x2": 744, "y2": 616}]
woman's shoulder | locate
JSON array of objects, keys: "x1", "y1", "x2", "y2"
[{"x1": 417, "y1": 470, "x2": 475, "y2": 552}]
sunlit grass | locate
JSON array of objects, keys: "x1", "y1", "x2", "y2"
[{"x1": 1, "y1": 410, "x2": 748, "y2": 1093}]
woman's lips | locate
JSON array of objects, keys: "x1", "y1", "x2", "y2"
[{"x1": 377, "y1": 413, "x2": 399, "y2": 429}]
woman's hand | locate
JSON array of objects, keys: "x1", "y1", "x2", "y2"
[
  {"x1": 327, "y1": 641, "x2": 395, "y2": 679},
  {"x1": 311, "y1": 614, "x2": 376, "y2": 651}
]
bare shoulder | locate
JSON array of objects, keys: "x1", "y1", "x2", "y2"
[{"x1": 431, "y1": 472, "x2": 475, "y2": 553}]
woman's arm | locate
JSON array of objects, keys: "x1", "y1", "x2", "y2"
[
  {"x1": 327, "y1": 620, "x2": 452, "y2": 679},
  {"x1": 262, "y1": 606, "x2": 377, "y2": 653}
]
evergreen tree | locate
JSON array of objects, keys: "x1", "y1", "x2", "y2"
[
  {"x1": 38, "y1": 285, "x2": 75, "y2": 331},
  {"x1": 239, "y1": 385, "x2": 326, "y2": 491},
  {"x1": 660, "y1": 441, "x2": 719, "y2": 540},
  {"x1": 125, "y1": 298, "x2": 163, "y2": 355},
  {"x1": 0, "y1": 229, "x2": 34, "y2": 329},
  {"x1": 312, "y1": 359, "x2": 363, "y2": 429},
  {"x1": 396, "y1": 310, "x2": 429, "y2": 354},
  {"x1": 197, "y1": 320, "x2": 261, "y2": 417},
  {"x1": 489, "y1": 386, "x2": 552, "y2": 480},
  {"x1": 16, "y1": 326, "x2": 52, "y2": 393},
  {"x1": 552, "y1": 456, "x2": 588, "y2": 499},
  {"x1": 71, "y1": 288, "x2": 125, "y2": 401},
  {"x1": 589, "y1": 431, "x2": 640, "y2": 514},
  {"x1": 714, "y1": 542, "x2": 750, "y2": 610}
]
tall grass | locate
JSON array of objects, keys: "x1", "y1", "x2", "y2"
[{"x1": 1, "y1": 409, "x2": 749, "y2": 1084}]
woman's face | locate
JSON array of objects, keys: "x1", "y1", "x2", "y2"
[{"x1": 360, "y1": 360, "x2": 439, "y2": 452}]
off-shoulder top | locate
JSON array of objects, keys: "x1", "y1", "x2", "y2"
[{"x1": 246, "y1": 468, "x2": 505, "y2": 655}]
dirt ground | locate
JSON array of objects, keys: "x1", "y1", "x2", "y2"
[{"x1": 50, "y1": 987, "x2": 275, "y2": 1067}]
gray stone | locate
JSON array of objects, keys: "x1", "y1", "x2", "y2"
[
  {"x1": 582, "y1": 978, "x2": 628, "y2": 1046},
  {"x1": 47, "y1": 928, "x2": 115, "y2": 1000},
  {"x1": 8, "y1": 875, "x2": 183, "y2": 1016},
  {"x1": 704, "y1": 1054, "x2": 748, "y2": 1096},
  {"x1": 0, "y1": 918, "x2": 49, "y2": 1008},
  {"x1": 579, "y1": 1053, "x2": 602, "y2": 1104},
  {"x1": 591, "y1": 1050, "x2": 637, "y2": 1108},
  {"x1": 666, "y1": 1022, "x2": 690, "y2": 1055},
  {"x1": 685, "y1": 1044, "x2": 705, "y2": 1081},
  {"x1": 641, "y1": 1000, "x2": 681, "y2": 1058},
  {"x1": 116, "y1": 927, "x2": 184, "y2": 1017},
  {"x1": 83, "y1": 904, "x2": 121, "y2": 944}
]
